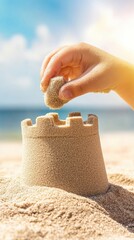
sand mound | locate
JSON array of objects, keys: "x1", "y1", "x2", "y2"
[{"x1": 0, "y1": 173, "x2": 134, "y2": 240}]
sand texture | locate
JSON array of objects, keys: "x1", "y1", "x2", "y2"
[
  {"x1": 44, "y1": 76, "x2": 68, "y2": 109},
  {"x1": 0, "y1": 133, "x2": 134, "y2": 240},
  {"x1": 21, "y1": 113, "x2": 108, "y2": 196}
]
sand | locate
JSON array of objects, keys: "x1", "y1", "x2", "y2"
[
  {"x1": 44, "y1": 76, "x2": 68, "y2": 109},
  {"x1": 0, "y1": 132, "x2": 134, "y2": 240}
]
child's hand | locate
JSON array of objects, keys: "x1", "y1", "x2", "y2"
[{"x1": 40, "y1": 42, "x2": 134, "y2": 108}]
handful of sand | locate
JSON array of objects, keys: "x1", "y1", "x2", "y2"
[{"x1": 44, "y1": 76, "x2": 68, "y2": 109}]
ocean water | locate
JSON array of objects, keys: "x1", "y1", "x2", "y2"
[{"x1": 0, "y1": 107, "x2": 134, "y2": 140}]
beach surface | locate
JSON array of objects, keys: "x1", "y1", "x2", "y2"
[{"x1": 0, "y1": 132, "x2": 134, "y2": 240}]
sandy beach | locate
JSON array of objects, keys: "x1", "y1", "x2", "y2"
[{"x1": 0, "y1": 132, "x2": 134, "y2": 239}]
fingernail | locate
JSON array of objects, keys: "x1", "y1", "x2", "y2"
[
  {"x1": 60, "y1": 89, "x2": 73, "y2": 100},
  {"x1": 40, "y1": 84, "x2": 44, "y2": 92},
  {"x1": 40, "y1": 82, "x2": 47, "y2": 92},
  {"x1": 41, "y1": 78, "x2": 45, "y2": 84}
]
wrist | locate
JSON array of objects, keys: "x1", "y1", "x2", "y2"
[{"x1": 114, "y1": 61, "x2": 134, "y2": 109}]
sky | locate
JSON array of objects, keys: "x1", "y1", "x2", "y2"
[{"x1": 0, "y1": 0, "x2": 134, "y2": 108}]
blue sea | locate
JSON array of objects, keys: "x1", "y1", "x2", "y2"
[{"x1": 0, "y1": 107, "x2": 134, "y2": 140}]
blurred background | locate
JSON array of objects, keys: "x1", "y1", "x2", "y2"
[{"x1": 0, "y1": 0, "x2": 134, "y2": 140}]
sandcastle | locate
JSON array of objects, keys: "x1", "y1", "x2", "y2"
[{"x1": 21, "y1": 112, "x2": 109, "y2": 196}]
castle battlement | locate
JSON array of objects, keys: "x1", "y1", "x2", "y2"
[{"x1": 21, "y1": 112, "x2": 99, "y2": 138}]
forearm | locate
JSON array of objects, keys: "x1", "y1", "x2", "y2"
[{"x1": 114, "y1": 61, "x2": 134, "y2": 109}]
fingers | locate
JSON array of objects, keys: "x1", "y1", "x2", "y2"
[
  {"x1": 59, "y1": 63, "x2": 106, "y2": 100},
  {"x1": 40, "y1": 45, "x2": 67, "y2": 79},
  {"x1": 40, "y1": 45, "x2": 71, "y2": 91},
  {"x1": 40, "y1": 59, "x2": 62, "y2": 92},
  {"x1": 40, "y1": 45, "x2": 82, "y2": 92}
]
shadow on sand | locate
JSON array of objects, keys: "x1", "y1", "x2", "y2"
[{"x1": 91, "y1": 183, "x2": 134, "y2": 233}]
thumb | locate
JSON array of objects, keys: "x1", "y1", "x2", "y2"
[
  {"x1": 59, "y1": 76, "x2": 91, "y2": 100},
  {"x1": 59, "y1": 64, "x2": 108, "y2": 100},
  {"x1": 59, "y1": 67, "x2": 98, "y2": 100}
]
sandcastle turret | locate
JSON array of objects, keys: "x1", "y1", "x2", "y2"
[{"x1": 21, "y1": 112, "x2": 108, "y2": 196}]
